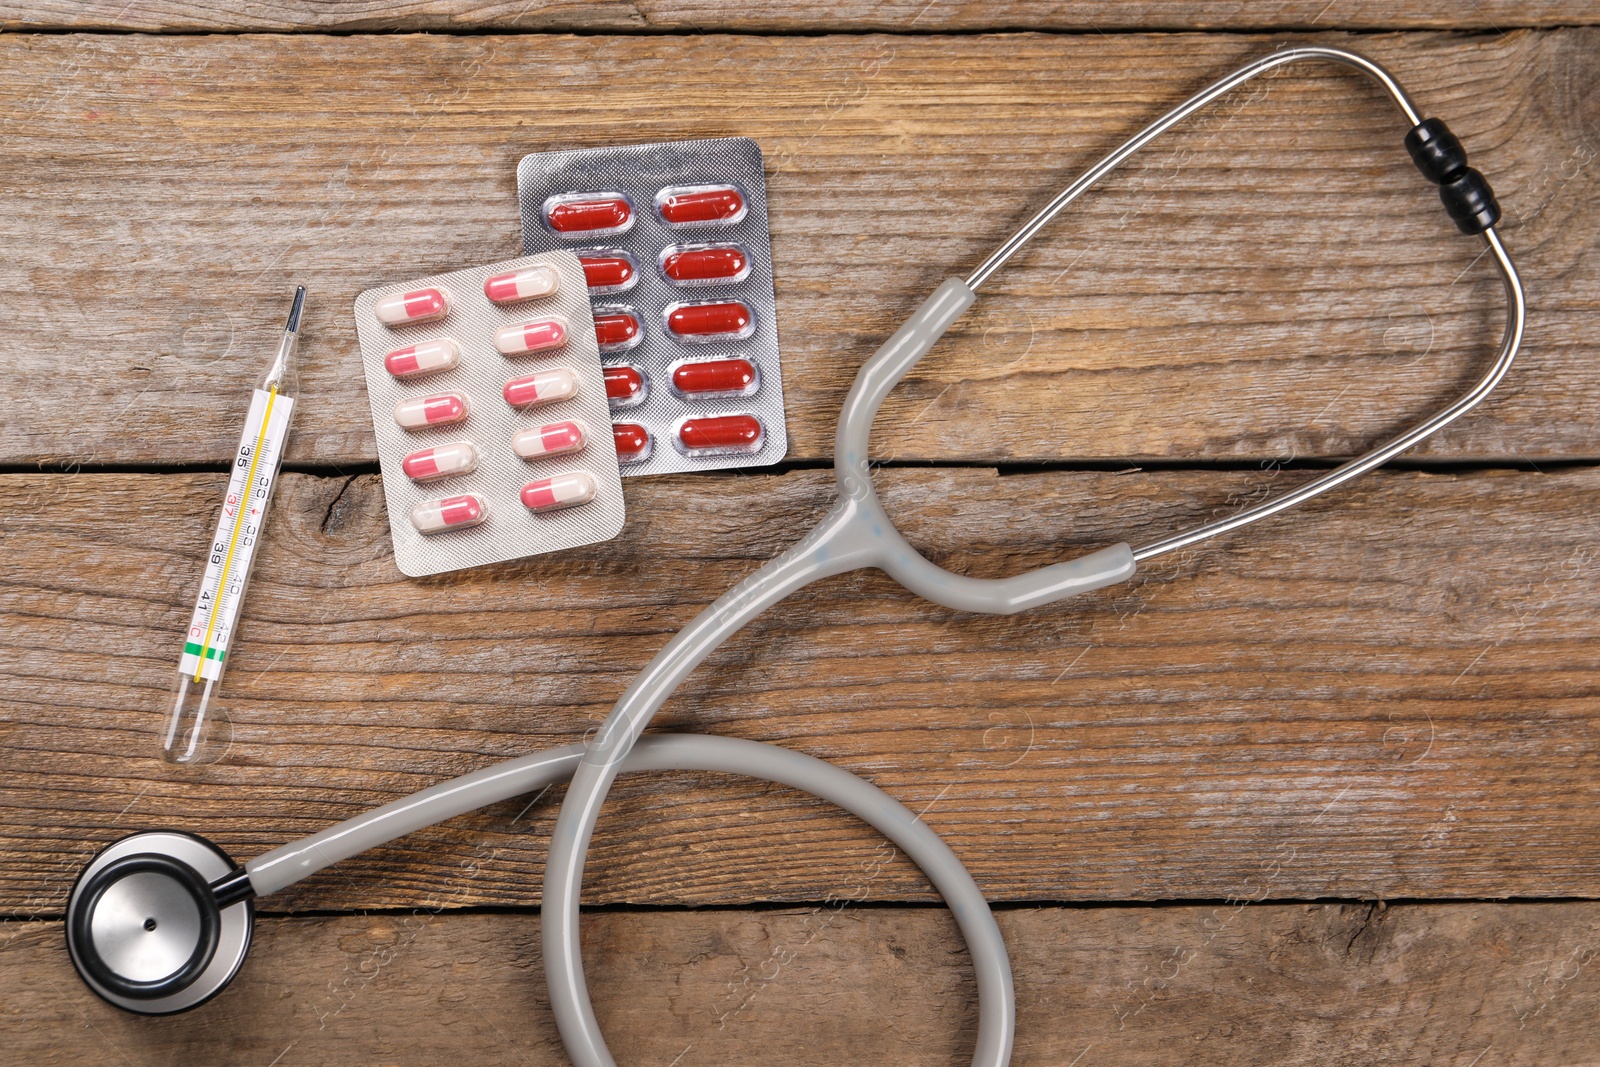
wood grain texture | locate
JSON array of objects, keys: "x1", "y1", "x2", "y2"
[
  {"x1": 0, "y1": 0, "x2": 1591, "y2": 34},
  {"x1": 5, "y1": 902, "x2": 1598, "y2": 1065},
  {"x1": 2, "y1": 465, "x2": 1596, "y2": 911},
  {"x1": 0, "y1": 30, "x2": 1594, "y2": 466}
]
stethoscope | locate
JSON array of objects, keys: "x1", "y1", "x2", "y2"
[{"x1": 66, "y1": 46, "x2": 1523, "y2": 1067}]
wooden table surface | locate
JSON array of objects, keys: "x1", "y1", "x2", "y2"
[{"x1": 2, "y1": 3, "x2": 1597, "y2": 1064}]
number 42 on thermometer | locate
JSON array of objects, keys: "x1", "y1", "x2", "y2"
[{"x1": 165, "y1": 288, "x2": 303, "y2": 763}]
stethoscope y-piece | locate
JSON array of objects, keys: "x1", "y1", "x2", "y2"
[{"x1": 66, "y1": 46, "x2": 1523, "y2": 1067}]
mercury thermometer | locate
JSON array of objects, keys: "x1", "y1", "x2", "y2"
[{"x1": 164, "y1": 287, "x2": 304, "y2": 762}]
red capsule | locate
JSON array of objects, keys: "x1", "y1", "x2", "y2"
[
  {"x1": 660, "y1": 244, "x2": 749, "y2": 285},
  {"x1": 503, "y1": 367, "x2": 579, "y2": 409},
  {"x1": 593, "y1": 309, "x2": 643, "y2": 352},
  {"x1": 410, "y1": 493, "x2": 488, "y2": 534},
  {"x1": 577, "y1": 250, "x2": 637, "y2": 292},
  {"x1": 511, "y1": 420, "x2": 587, "y2": 461},
  {"x1": 375, "y1": 287, "x2": 450, "y2": 327},
  {"x1": 671, "y1": 358, "x2": 759, "y2": 400},
  {"x1": 483, "y1": 264, "x2": 560, "y2": 305},
  {"x1": 544, "y1": 193, "x2": 633, "y2": 235},
  {"x1": 521, "y1": 471, "x2": 597, "y2": 513},
  {"x1": 665, "y1": 301, "x2": 754, "y2": 342},
  {"x1": 656, "y1": 184, "x2": 746, "y2": 226},
  {"x1": 677, "y1": 414, "x2": 764, "y2": 456},
  {"x1": 401, "y1": 441, "x2": 478, "y2": 483},
  {"x1": 603, "y1": 364, "x2": 648, "y2": 408},
  {"x1": 612, "y1": 422, "x2": 653, "y2": 464},
  {"x1": 383, "y1": 338, "x2": 460, "y2": 380},
  {"x1": 394, "y1": 393, "x2": 469, "y2": 431},
  {"x1": 492, "y1": 317, "x2": 568, "y2": 357}
]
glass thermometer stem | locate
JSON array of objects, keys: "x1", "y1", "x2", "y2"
[{"x1": 164, "y1": 287, "x2": 304, "y2": 763}]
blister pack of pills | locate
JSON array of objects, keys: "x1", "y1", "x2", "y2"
[
  {"x1": 517, "y1": 137, "x2": 788, "y2": 476},
  {"x1": 353, "y1": 251, "x2": 624, "y2": 577}
]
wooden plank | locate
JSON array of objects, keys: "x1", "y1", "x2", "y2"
[
  {"x1": 5, "y1": 902, "x2": 1598, "y2": 1064},
  {"x1": 0, "y1": 0, "x2": 1592, "y2": 34},
  {"x1": 2, "y1": 465, "x2": 1596, "y2": 910},
  {"x1": 0, "y1": 30, "x2": 1593, "y2": 466}
]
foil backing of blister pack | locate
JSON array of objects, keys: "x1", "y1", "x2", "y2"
[
  {"x1": 517, "y1": 137, "x2": 787, "y2": 477},
  {"x1": 354, "y1": 251, "x2": 624, "y2": 577}
]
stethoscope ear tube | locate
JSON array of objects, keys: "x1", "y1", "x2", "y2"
[
  {"x1": 832, "y1": 276, "x2": 977, "y2": 479},
  {"x1": 828, "y1": 276, "x2": 1139, "y2": 614}
]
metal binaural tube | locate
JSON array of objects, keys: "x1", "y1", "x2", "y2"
[
  {"x1": 965, "y1": 46, "x2": 1421, "y2": 291},
  {"x1": 956, "y1": 45, "x2": 1522, "y2": 562},
  {"x1": 1132, "y1": 227, "x2": 1523, "y2": 560}
]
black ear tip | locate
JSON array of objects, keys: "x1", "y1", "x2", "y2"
[
  {"x1": 1406, "y1": 118, "x2": 1500, "y2": 234},
  {"x1": 1440, "y1": 167, "x2": 1502, "y2": 235}
]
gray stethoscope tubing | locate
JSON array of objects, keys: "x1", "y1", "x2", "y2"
[
  {"x1": 247, "y1": 735, "x2": 1013, "y2": 1061},
  {"x1": 536, "y1": 44, "x2": 1525, "y2": 1067}
]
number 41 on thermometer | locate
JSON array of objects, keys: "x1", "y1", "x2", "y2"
[{"x1": 165, "y1": 288, "x2": 303, "y2": 763}]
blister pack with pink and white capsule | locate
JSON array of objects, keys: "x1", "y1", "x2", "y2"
[
  {"x1": 517, "y1": 137, "x2": 787, "y2": 476},
  {"x1": 353, "y1": 251, "x2": 624, "y2": 577}
]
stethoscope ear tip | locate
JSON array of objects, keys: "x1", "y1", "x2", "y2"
[{"x1": 65, "y1": 830, "x2": 254, "y2": 1015}]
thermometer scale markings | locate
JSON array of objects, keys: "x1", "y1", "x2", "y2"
[{"x1": 179, "y1": 387, "x2": 294, "y2": 681}]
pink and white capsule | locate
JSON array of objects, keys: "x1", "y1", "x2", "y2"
[
  {"x1": 394, "y1": 392, "x2": 469, "y2": 430},
  {"x1": 511, "y1": 419, "x2": 587, "y2": 460},
  {"x1": 375, "y1": 287, "x2": 450, "y2": 326},
  {"x1": 521, "y1": 471, "x2": 597, "y2": 513},
  {"x1": 483, "y1": 265, "x2": 560, "y2": 305},
  {"x1": 384, "y1": 338, "x2": 461, "y2": 380},
  {"x1": 401, "y1": 441, "x2": 478, "y2": 483},
  {"x1": 410, "y1": 493, "x2": 488, "y2": 534},
  {"x1": 493, "y1": 316, "x2": 568, "y2": 357},
  {"x1": 502, "y1": 368, "x2": 579, "y2": 409}
]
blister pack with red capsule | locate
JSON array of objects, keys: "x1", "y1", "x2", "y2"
[
  {"x1": 353, "y1": 251, "x2": 625, "y2": 577},
  {"x1": 517, "y1": 137, "x2": 787, "y2": 476}
]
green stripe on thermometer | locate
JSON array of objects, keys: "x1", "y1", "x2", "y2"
[{"x1": 165, "y1": 288, "x2": 304, "y2": 764}]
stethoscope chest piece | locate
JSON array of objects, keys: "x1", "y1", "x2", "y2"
[{"x1": 66, "y1": 831, "x2": 254, "y2": 1014}]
